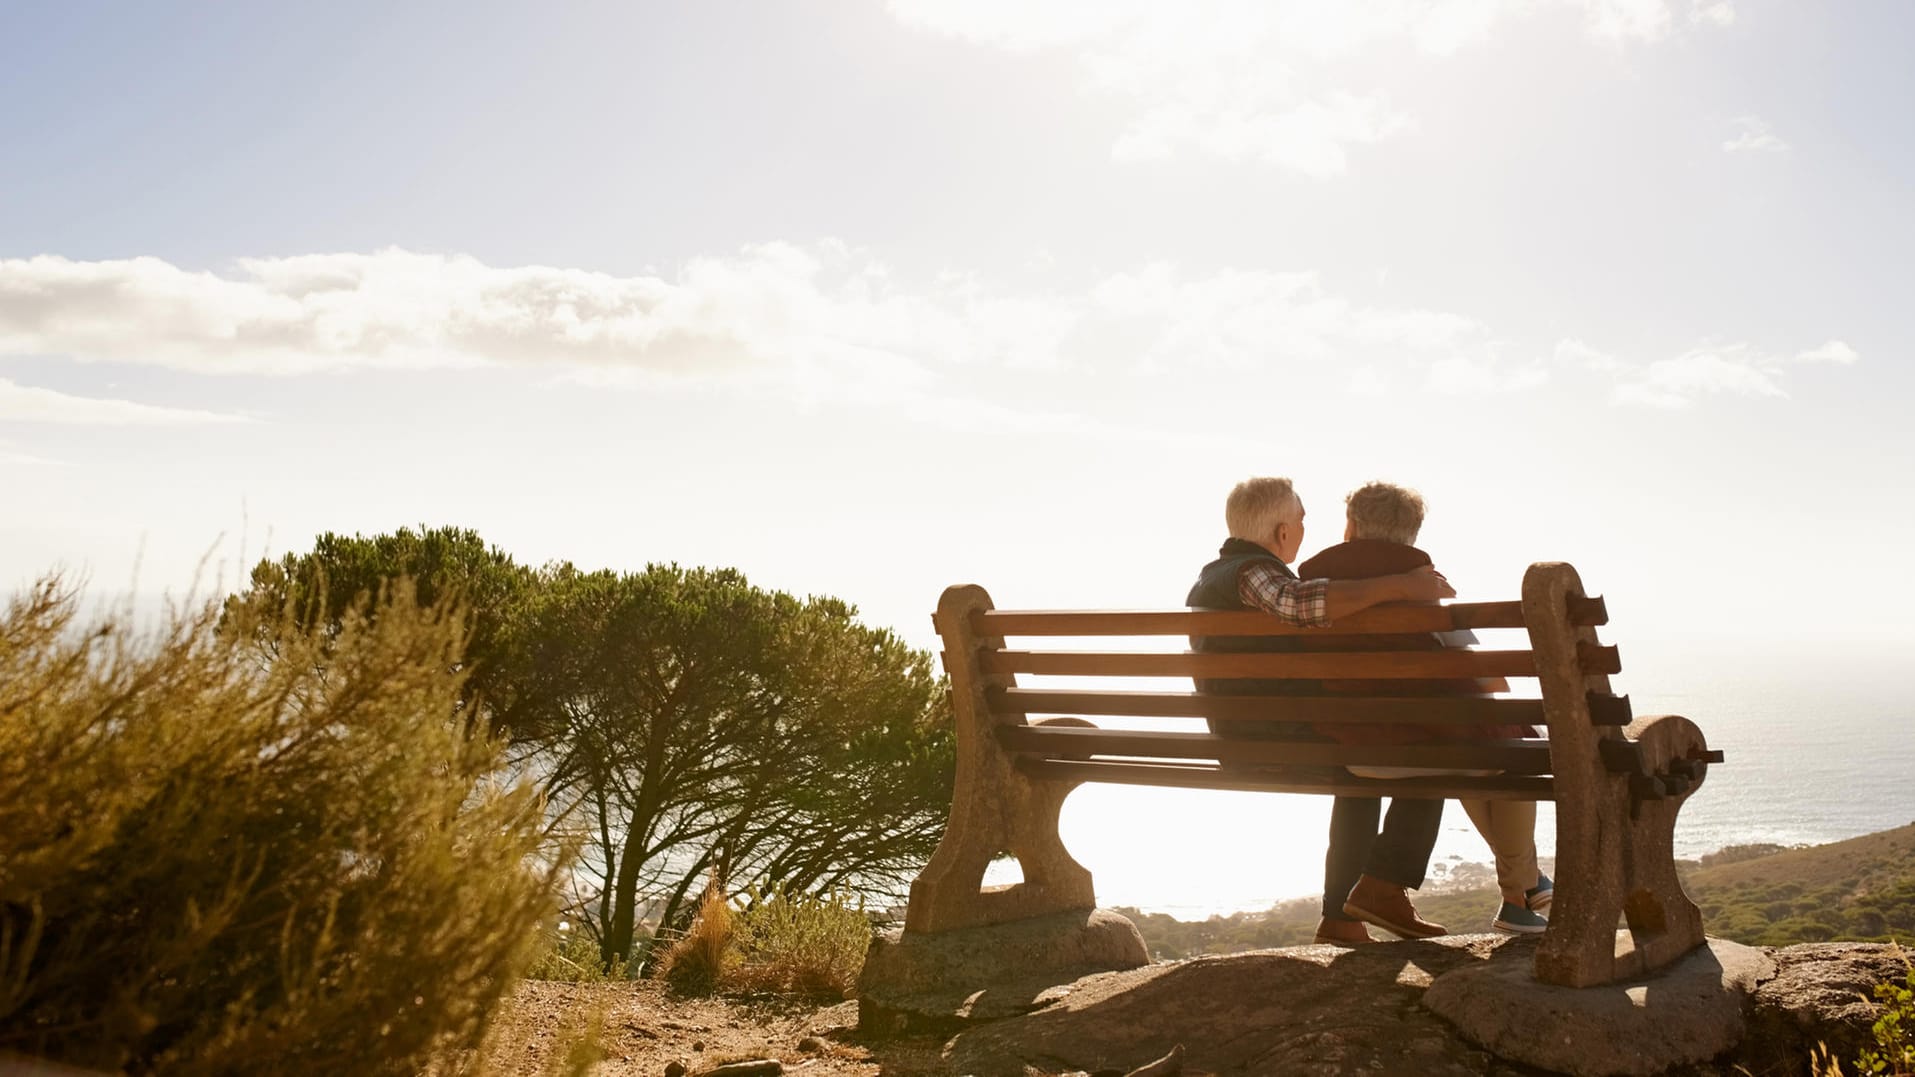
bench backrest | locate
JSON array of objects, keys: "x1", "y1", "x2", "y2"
[{"x1": 935, "y1": 593, "x2": 1630, "y2": 802}]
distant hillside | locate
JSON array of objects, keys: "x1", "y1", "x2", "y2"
[
  {"x1": 1122, "y1": 822, "x2": 1915, "y2": 959},
  {"x1": 1684, "y1": 821, "x2": 1915, "y2": 945}
]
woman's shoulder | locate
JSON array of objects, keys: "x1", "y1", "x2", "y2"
[{"x1": 1297, "y1": 539, "x2": 1434, "y2": 579}]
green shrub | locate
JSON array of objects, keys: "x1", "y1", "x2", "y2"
[
  {"x1": 1857, "y1": 948, "x2": 1915, "y2": 1075},
  {"x1": 1702, "y1": 844, "x2": 1793, "y2": 868},
  {"x1": 525, "y1": 927, "x2": 623, "y2": 983},
  {"x1": 0, "y1": 576, "x2": 563, "y2": 1075},
  {"x1": 727, "y1": 886, "x2": 873, "y2": 999}
]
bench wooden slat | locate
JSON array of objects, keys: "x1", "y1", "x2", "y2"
[
  {"x1": 969, "y1": 594, "x2": 1609, "y2": 637},
  {"x1": 997, "y1": 725, "x2": 1555, "y2": 773},
  {"x1": 975, "y1": 648, "x2": 1541, "y2": 679},
  {"x1": 987, "y1": 686, "x2": 1632, "y2": 725},
  {"x1": 990, "y1": 686, "x2": 1541, "y2": 723},
  {"x1": 1014, "y1": 756, "x2": 1559, "y2": 801}
]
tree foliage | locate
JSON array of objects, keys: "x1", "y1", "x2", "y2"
[
  {"x1": 230, "y1": 526, "x2": 536, "y2": 731},
  {"x1": 233, "y1": 528, "x2": 954, "y2": 973}
]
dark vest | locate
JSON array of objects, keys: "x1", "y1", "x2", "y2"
[{"x1": 1185, "y1": 538, "x2": 1315, "y2": 735}]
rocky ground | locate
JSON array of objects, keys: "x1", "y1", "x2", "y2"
[{"x1": 480, "y1": 938, "x2": 1905, "y2": 1077}]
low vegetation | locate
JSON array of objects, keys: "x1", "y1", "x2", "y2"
[
  {"x1": 526, "y1": 928, "x2": 625, "y2": 984},
  {"x1": 1814, "y1": 945, "x2": 1915, "y2": 1077},
  {"x1": 726, "y1": 886, "x2": 873, "y2": 999},
  {"x1": 641, "y1": 880, "x2": 871, "y2": 1000},
  {"x1": 0, "y1": 577, "x2": 563, "y2": 1075},
  {"x1": 1689, "y1": 827, "x2": 1915, "y2": 947}
]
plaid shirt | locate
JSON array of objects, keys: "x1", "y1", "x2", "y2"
[{"x1": 1237, "y1": 561, "x2": 1331, "y2": 627}]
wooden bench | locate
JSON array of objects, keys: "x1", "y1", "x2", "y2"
[{"x1": 901, "y1": 562, "x2": 1724, "y2": 988}]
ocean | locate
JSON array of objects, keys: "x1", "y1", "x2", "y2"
[{"x1": 982, "y1": 642, "x2": 1915, "y2": 919}]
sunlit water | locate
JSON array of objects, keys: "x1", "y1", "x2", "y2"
[{"x1": 983, "y1": 645, "x2": 1915, "y2": 919}]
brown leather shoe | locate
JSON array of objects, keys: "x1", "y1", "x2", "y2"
[
  {"x1": 1312, "y1": 917, "x2": 1376, "y2": 946},
  {"x1": 1342, "y1": 874, "x2": 1448, "y2": 939}
]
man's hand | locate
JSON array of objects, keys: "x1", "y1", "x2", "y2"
[
  {"x1": 1320, "y1": 564, "x2": 1455, "y2": 621},
  {"x1": 1396, "y1": 564, "x2": 1456, "y2": 602}
]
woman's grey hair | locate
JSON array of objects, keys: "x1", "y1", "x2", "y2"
[{"x1": 1345, "y1": 481, "x2": 1425, "y2": 545}]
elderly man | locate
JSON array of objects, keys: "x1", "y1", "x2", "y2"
[{"x1": 1186, "y1": 476, "x2": 1456, "y2": 946}]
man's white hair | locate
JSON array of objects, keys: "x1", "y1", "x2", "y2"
[{"x1": 1225, "y1": 477, "x2": 1301, "y2": 542}]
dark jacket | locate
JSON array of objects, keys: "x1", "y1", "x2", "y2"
[{"x1": 1295, "y1": 539, "x2": 1532, "y2": 745}]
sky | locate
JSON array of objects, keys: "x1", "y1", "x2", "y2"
[{"x1": 4, "y1": 0, "x2": 1913, "y2": 669}]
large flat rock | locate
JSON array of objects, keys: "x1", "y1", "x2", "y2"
[
  {"x1": 1423, "y1": 936, "x2": 1775, "y2": 1077},
  {"x1": 1740, "y1": 942, "x2": 1914, "y2": 1072},
  {"x1": 867, "y1": 933, "x2": 1905, "y2": 1075},
  {"x1": 858, "y1": 908, "x2": 1149, "y2": 1036},
  {"x1": 945, "y1": 934, "x2": 1522, "y2": 1075}
]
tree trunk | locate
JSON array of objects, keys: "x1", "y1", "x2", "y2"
[{"x1": 600, "y1": 808, "x2": 651, "y2": 968}]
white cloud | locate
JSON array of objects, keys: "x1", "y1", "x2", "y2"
[
  {"x1": 1087, "y1": 264, "x2": 1484, "y2": 371},
  {"x1": 1722, "y1": 116, "x2": 1787, "y2": 153},
  {"x1": 2, "y1": 250, "x2": 1498, "y2": 387},
  {"x1": 1552, "y1": 337, "x2": 1627, "y2": 373},
  {"x1": 1573, "y1": 338, "x2": 1862, "y2": 408},
  {"x1": 0, "y1": 377, "x2": 255, "y2": 425},
  {"x1": 889, "y1": 0, "x2": 1722, "y2": 172},
  {"x1": 5, "y1": 248, "x2": 1850, "y2": 415},
  {"x1": 1691, "y1": 0, "x2": 1735, "y2": 28},
  {"x1": 1613, "y1": 345, "x2": 1784, "y2": 408},
  {"x1": 0, "y1": 248, "x2": 1076, "y2": 382},
  {"x1": 1428, "y1": 356, "x2": 1549, "y2": 394},
  {"x1": 1579, "y1": 0, "x2": 1674, "y2": 41},
  {"x1": 1112, "y1": 91, "x2": 1406, "y2": 178},
  {"x1": 1795, "y1": 339, "x2": 1858, "y2": 364}
]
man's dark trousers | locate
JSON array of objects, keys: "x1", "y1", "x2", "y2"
[
  {"x1": 1184, "y1": 538, "x2": 1445, "y2": 921},
  {"x1": 1322, "y1": 795, "x2": 1443, "y2": 920}
]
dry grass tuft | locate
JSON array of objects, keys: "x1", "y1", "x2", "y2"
[
  {"x1": 0, "y1": 575, "x2": 565, "y2": 1075},
  {"x1": 655, "y1": 874, "x2": 738, "y2": 995}
]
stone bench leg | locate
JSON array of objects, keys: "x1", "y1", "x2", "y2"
[
  {"x1": 904, "y1": 584, "x2": 1096, "y2": 934},
  {"x1": 1524, "y1": 563, "x2": 1711, "y2": 987}
]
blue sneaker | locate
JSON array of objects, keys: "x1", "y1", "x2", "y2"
[
  {"x1": 1525, "y1": 874, "x2": 1553, "y2": 915},
  {"x1": 1493, "y1": 901, "x2": 1548, "y2": 935}
]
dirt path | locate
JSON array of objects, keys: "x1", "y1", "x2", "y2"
[{"x1": 479, "y1": 980, "x2": 952, "y2": 1076}]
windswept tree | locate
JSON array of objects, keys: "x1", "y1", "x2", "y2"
[
  {"x1": 514, "y1": 564, "x2": 952, "y2": 969},
  {"x1": 233, "y1": 530, "x2": 954, "y2": 972}
]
